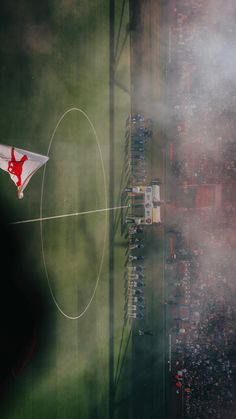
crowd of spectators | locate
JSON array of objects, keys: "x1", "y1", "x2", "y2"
[
  {"x1": 166, "y1": 230, "x2": 236, "y2": 418},
  {"x1": 169, "y1": 0, "x2": 236, "y2": 186},
  {"x1": 167, "y1": 0, "x2": 236, "y2": 417}
]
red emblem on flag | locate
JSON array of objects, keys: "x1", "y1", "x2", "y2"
[{"x1": 7, "y1": 148, "x2": 28, "y2": 187}]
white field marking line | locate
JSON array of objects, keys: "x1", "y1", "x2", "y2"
[
  {"x1": 40, "y1": 107, "x2": 108, "y2": 320},
  {"x1": 11, "y1": 205, "x2": 129, "y2": 225},
  {"x1": 162, "y1": 147, "x2": 167, "y2": 412},
  {"x1": 169, "y1": 334, "x2": 172, "y2": 372}
]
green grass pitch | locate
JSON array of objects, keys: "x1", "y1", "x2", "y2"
[{"x1": 0, "y1": 1, "x2": 134, "y2": 418}]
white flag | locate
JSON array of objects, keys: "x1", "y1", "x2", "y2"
[{"x1": 0, "y1": 144, "x2": 49, "y2": 199}]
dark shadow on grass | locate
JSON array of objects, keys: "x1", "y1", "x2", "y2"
[
  {"x1": 114, "y1": 328, "x2": 132, "y2": 391},
  {"x1": 114, "y1": 0, "x2": 127, "y2": 61},
  {"x1": 0, "y1": 195, "x2": 55, "y2": 412},
  {"x1": 113, "y1": 322, "x2": 126, "y2": 385}
]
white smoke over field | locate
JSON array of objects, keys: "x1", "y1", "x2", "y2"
[{"x1": 143, "y1": 0, "x2": 236, "y2": 417}]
